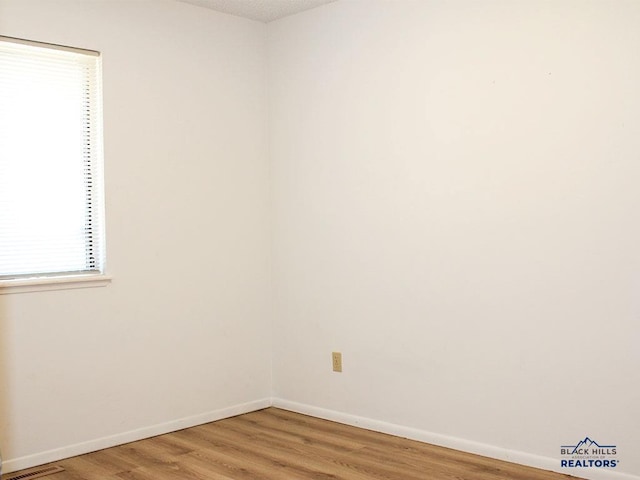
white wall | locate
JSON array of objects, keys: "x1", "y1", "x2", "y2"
[
  {"x1": 269, "y1": 1, "x2": 640, "y2": 478},
  {"x1": 0, "y1": 0, "x2": 271, "y2": 471}
]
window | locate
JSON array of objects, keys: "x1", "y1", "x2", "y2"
[{"x1": 0, "y1": 36, "x2": 107, "y2": 290}]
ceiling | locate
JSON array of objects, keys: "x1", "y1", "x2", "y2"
[{"x1": 176, "y1": 0, "x2": 338, "y2": 23}]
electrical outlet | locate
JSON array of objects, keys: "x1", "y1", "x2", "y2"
[{"x1": 332, "y1": 352, "x2": 342, "y2": 372}]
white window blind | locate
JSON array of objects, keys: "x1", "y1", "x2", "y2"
[{"x1": 0, "y1": 36, "x2": 105, "y2": 280}]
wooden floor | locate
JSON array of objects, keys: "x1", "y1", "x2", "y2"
[{"x1": 10, "y1": 408, "x2": 582, "y2": 480}]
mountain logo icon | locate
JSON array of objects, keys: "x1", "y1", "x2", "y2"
[{"x1": 561, "y1": 436, "x2": 616, "y2": 455}]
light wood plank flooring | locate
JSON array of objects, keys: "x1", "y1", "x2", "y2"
[{"x1": 10, "y1": 408, "x2": 582, "y2": 480}]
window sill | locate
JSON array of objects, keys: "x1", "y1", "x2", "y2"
[{"x1": 0, "y1": 274, "x2": 111, "y2": 295}]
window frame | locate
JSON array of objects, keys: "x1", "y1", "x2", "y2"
[{"x1": 0, "y1": 35, "x2": 110, "y2": 294}]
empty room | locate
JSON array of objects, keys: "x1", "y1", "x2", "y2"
[{"x1": 0, "y1": 0, "x2": 638, "y2": 479}]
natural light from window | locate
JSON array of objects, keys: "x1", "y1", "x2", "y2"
[{"x1": 0, "y1": 38, "x2": 105, "y2": 280}]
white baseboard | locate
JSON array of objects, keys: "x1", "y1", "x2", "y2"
[
  {"x1": 2, "y1": 398, "x2": 271, "y2": 474},
  {"x1": 272, "y1": 398, "x2": 639, "y2": 480},
  {"x1": 5, "y1": 397, "x2": 638, "y2": 480}
]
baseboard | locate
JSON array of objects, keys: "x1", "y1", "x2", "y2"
[
  {"x1": 6, "y1": 397, "x2": 637, "y2": 480},
  {"x1": 272, "y1": 398, "x2": 639, "y2": 480},
  {"x1": 2, "y1": 397, "x2": 271, "y2": 474}
]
